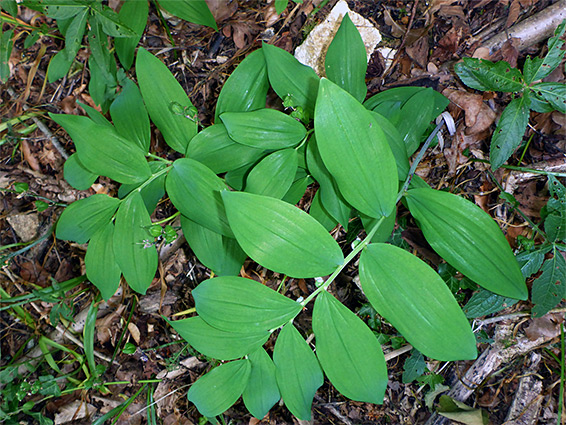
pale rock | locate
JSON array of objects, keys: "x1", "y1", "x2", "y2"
[
  {"x1": 294, "y1": 0, "x2": 382, "y2": 76},
  {"x1": 7, "y1": 213, "x2": 39, "y2": 242}
]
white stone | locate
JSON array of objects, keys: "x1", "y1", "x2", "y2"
[{"x1": 294, "y1": 0, "x2": 382, "y2": 76}]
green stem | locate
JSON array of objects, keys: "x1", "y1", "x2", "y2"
[
  {"x1": 152, "y1": 211, "x2": 180, "y2": 226},
  {"x1": 472, "y1": 159, "x2": 566, "y2": 178},
  {"x1": 147, "y1": 152, "x2": 172, "y2": 164},
  {"x1": 517, "y1": 132, "x2": 534, "y2": 165},
  {"x1": 152, "y1": 0, "x2": 177, "y2": 56},
  {"x1": 123, "y1": 167, "x2": 170, "y2": 203}
]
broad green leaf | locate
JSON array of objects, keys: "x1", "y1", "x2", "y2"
[
  {"x1": 0, "y1": 0, "x2": 18, "y2": 17},
  {"x1": 56, "y1": 194, "x2": 120, "y2": 243},
  {"x1": 113, "y1": 192, "x2": 157, "y2": 294},
  {"x1": 463, "y1": 289, "x2": 518, "y2": 319},
  {"x1": 359, "y1": 243, "x2": 477, "y2": 361},
  {"x1": 187, "y1": 360, "x2": 251, "y2": 417},
  {"x1": 405, "y1": 188, "x2": 527, "y2": 299},
  {"x1": 395, "y1": 88, "x2": 435, "y2": 156},
  {"x1": 274, "y1": 0, "x2": 288, "y2": 14},
  {"x1": 222, "y1": 191, "x2": 344, "y2": 278},
  {"x1": 50, "y1": 114, "x2": 151, "y2": 184},
  {"x1": 193, "y1": 276, "x2": 302, "y2": 333},
  {"x1": 0, "y1": 28, "x2": 13, "y2": 83},
  {"x1": 402, "y1": 349, "x2": 426, "y2": 383},
  {"x1": 245, "y1": 149, "x2": 298, "y2": 198},
  {"x1": 282, "y1": 173, "x2": 312, "y2": 205},
  {"x1": 85, "y1": 222, "x2": 121, "y2": 301},
  {"x1": 454, "y1": 58, "x2": 524, "y2": 92},
  {"x1": 273, "y1": 324, "x2": 323, "y2": 420},
  {"x1": 531, "y1": 247, "x2": 566, "y2": 317},
  {"x1": 78, "y1": 101, "x2": 113, "y2": 128},
  {"x1": 136, "y1": 47, "x2": 197, "y2": 153},
  {"x1": 531, "y1": 83, "x2": 566, "y2": 113},
  {"x1": 361, "y1": 211, "x2": 396, "y2": 243},
  {"x1": 242, "y1": 348, "x2": 280, "y2": 420},
  {"x1": 309, "y1": 190, "x2": 338, "y2": 231},
  {"x1": 115, "y1": 0, "x2": 148, "y2": 69},
  {"x1": 524, "y1": 89, "x2": 554, "y2": 113},
  {"x1": 324, "y1": 13, "x2": 367, "y2": 102},
  {"x1": 167, "y1": 316, "x2": 269, "y2": 360},
  {"x1": 110, "y1": 78, "x2": 150, "y2": 151},
  {"x1": 43, "y1": 4, "x2": 83, "y2": 20},
  {"x1": 225, "y1": 163, "x2": 254, "y2": 191},
  {"x1": 370, "y1": 111, "x2": 409, "y2": 179},
  {"x1": 186, "y1": 124, "x2": 265, "y2": 173},
  {"x1": 158, "y1": 0, "x2": 217, "y2": 30},
  {"x1": 166, "y1": 158, "x2": 233, "y2": 237},
  {"x1": 215, "y1": 50, "x2": 269, "y2": 121},
  {"x1": 221, "y1": 109, "x2": 306, "y2": 149},
  {"x1": 262, "y1": 43, "x2": 320, "y2": 115},
  {"x1": 523, "y1": 21, "x2": 565, "y2": 84},
  {"x1": 181, "y1": 216, "x2": 246, "y2": 276},
  {"x1": 63, "y1": 153, "x2": 97, "y2": 190},
  {"x1": 314, "y1": 78, "x2": 397, "y2": 217},
  {"x1": 313, "y1": 291, "x2": 387, "y2": 403},
  {"x1": 118, "y1": 161, "x2": 166, "y2": 213},
  {"x1": 490, "y1": 95, "x2": 530, "y2": 170}
]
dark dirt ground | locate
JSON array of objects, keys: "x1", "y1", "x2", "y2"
[{"x1": 1, "y1": 1, "x2": 565, "y2": 424}]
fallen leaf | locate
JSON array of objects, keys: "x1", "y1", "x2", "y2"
[
  {"x1": 128, "y1": 322, "x2": 141, "y2": 344},
  {"x1": 506, "y1": 0, "x2": 521, "y2": 28},
  {"x1": 443, "y1": 89, "x2": 496, "y2": 134},
  {"x1": 525, "y1": 313, "x2": 564, "y2": 341},
  {"x1": 54, "y1": 400, "x2": 96, "y2": 424},
  {"x1": 383, "y1": 8, "x2": 406, "y2": 38},
  {"x1": 21, "y1": 139, "x2": 40, "y2": 171}
]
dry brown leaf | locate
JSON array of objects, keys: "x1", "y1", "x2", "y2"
[
  {"x1": 525, "y1": 313, "x2": 564, "y2": 341},
  {"x1": 21, "y1": 139, "x2": 41, "y2": 171},
  {"x1": 499, "y1": 38, "x2": 519, "y2": 67},
  {"x1": 206, "y1": 0, "x2": 238, "y2": 23},
  {"x1": 443, "y1": 89, "x2": 496, "y2": 134},
  {"x1": 383, "y1": 8, "x2": 406, "y2": 38},
  {"x1": 506, "y1": 0, "x2": 521, "y2": 28},
  {"x1": 437, "y1": 5, "x2": 466, "y2": 20},
  {"x1": 128, "y1": 322, "x2": 141, "y2": 344},
  {"x1": 406, "y1": 37, "x2": 429, "y2": 68},
  {"x1": 54, "y1": 400, "x2": 96, "y2": 424}
]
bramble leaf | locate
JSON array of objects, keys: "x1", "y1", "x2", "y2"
[
  {"x1": 531, "y1": 248, "x2": 566, "y2": 317},
  {"x1": 523, "y1": 20, "x2": 566, "y2": 84},
  {"x1": 454, "y1": 58, "x2": 524, "y2": 92}
]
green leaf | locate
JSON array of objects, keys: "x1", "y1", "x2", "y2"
[
  {"x1": 490, "y1": 95, "x2": 530, "y2": 170},
  {"x1": 314, "y1": 78, "x2": 397, "y2": 217},
  {"x1": 406, "y1": 188, "x2": 527, "y2": 299},
  {"x1": 166, "y1": 158, "x2": 233, "y2": 237},
  {"x1": 110, "y1": 78, "x2": 150, "y2": 152},
  {"x1": 56, "y1": 194, "x2": 120, "y2": 243},
  {"x1": 516, "y1": 248, "x2": 549, "y2": 277},
  {"x1": 262, "y1": 43, "x2": 320, "y2": 115},
  {"x1": 282, "y1": 173, "x2": 312, "y2": 205},
  {"x1": 359, "y1": 243, "x2": 477, "y2": 361},
  {"x1": 225, "y1": 163, "x2": 254, "y2": 191},
  {"x1": 90, "y1": 4, "x2": 137, "y2": 38},
  {"x1": 50, "y1": 114, "x2": 151, "y2": 184},
  {"x1": 194, "y1": 276, "x2": 302, "y2": 333},
  {"x1": 158, "y1": 0, "x2": 217, "y2": 30},
  {"x1": 221, "y1": 109, "x2": 306, "y2": 150},
  {"x1": 313, "y1": 291, "x2": 387, "y2": 403},
  {"x1": 437, "y1": 395, "x2": 489, "y2": 425},
  {"x1": 274, "y1": 0, "x2": 288, "y2": 14},
  {"x1": 242, "y1": 348, "x2": 280, "y2": 420},
  {"x1": 118, "y1": 161, "x2": 166, "y2": 213},
  {"x1": 78, "y1": 101, "x2": 113, "y2": 127},
  {"x1": 136, "y1": 47, "x2": 197, "y2": 153},
  {"x1": 115, "y1": 0, "x2": 148, "y2": 69},
  {"x1": 402, "y1": 349, "x2": 426, "y2": 383},
  {"x1": 361, "y1": 211, "x2": 396, "y2": 243},
  {"x1": 463, "y1": 289, "x2": 518, "y2": 319},
  {"x1": 309, "y1": 190, "x2": 338, "y2": 231},
  {"x1": 370, "y1": 111, "x2": 409, "y2": 179},
  {"x1": 215, "y1": 50, "x2": 269, "y2": 121},
  {"x1": 222, "y1": 191, "x2": 344, "y2": 278},
  {"x1": 324, "y1": 13, "x2": 367, "y2": 102},
  {"x1": 181, "y1": 216, "x2": 246, "y2": 276},
  {"x1": 83, "y1": 300, "x2": 98, "y2": 376},
  {"x1": 245, "y1": 149, "x2": 298, "y2": 198},
  {"x1": 167, "y1": 316, "x2": 269, "y2": 360},
  {"x1": 531, "y1": 247, "x2": 566, "y2": 317},
  {"x1": 273, "y1": 324, "x2": 323, "y2": 420},
  {"x1": 523, "y1": 21, "x2": 565, "y2": 84},
  {"x1": 395, "y1": 88, "x2": 435, "y2": 156},
  {"x1": 113, "y1": 192, "x2": 158, "y2": 294},
  {"x1": 454, "y1": 58, "x2": 524, "y2": 92},
  {"x1": 0, "y1": 0, "x2": 18, "y2": 17},
  {"x1": 530, "y1": 82, "x2": 566, "y2": 113},
  {"x1": 187, "y1": 360, "x2": 251, "y2": 417},
  {"x1": 63, "y1": 153, "x2": 97, "y2": 190},
  {"x1": 85, "y1": 222, "x2": 121, "y2": 300},
  {"x1": 186, "y1": 124, "x2": 265, "y2": 173},
  {"x1": 0, "y1": 28, "x2": 13, "y2": 83}
]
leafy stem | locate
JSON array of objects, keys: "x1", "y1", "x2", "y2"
[{"x1": 146, "y1": 152, "x2": 172, "y2": 164}]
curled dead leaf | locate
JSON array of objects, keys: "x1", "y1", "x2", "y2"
[
  {"x1": 443, "y1": 88, "x2": 496, "y2": 135},
  {"x1": 524, "y1": 313, "x2": 564, "y2": 341}
]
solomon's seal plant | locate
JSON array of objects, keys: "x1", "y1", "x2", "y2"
[{"x1": 53, "y1": 13, "x2": 528, "y2": 420}]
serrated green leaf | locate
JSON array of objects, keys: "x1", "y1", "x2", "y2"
[
  {"x1": 181, "y1": 216, "x2": 246, "y2": 276},
  {"x1": 402, "y1": 349, "x2": 426, "y2": 383},
  {"x1": 262, "y1": 43, "x2": 320, "y2": 115},
  {"x1": 221, "y1": 109, "x2": 306, "y2": 150},
  {"x1": 0, "y1": 0, "x2": 18, "y2": 17},
  {"x1": 193, "y1": 276, "x2": 302, "y2": 333},
  {"x1": 490, "y1": 95, "x2": 530, "y2": 170},
  {"x1": 187, "y1": 360, "x2": 251, "y2": 417},
  {"x1": 56, "y1": 194, "x2": 120, "y2": 243},
  {"x1": 115, "y1": 0, "x2": 148, "y2": 69},
  {"x1": 245, "y1": 149, "x2": 298, "y2": 198},
  {"x1": 215, "y1": 50, "x2": 269, "y2": 121},
  {"x1": 158, "y1": 0, "x2": 217, "y2": 30},
  {"x1": 532, "y1": 248, "x2": 566, "y2": 317},
  {"x1": 166, "y1": 158, "x2": 233, "y2": 236},
  {"x1": 313, "y1": 291, "x2": 387, "y2": 403},
  {"x1": 516, "y1": 248, "x2": 549, "y2": 277},
  {"x1": 167, "y1": 316, "x2": 269, "y2": 360},
  {"x1": 85, "y1": 221, "x2": 121, "y2": 300},
  {"x1": 314, "y1": 78, "x2": 397, "y2": 217},
  {"x1": 523, "y1": 21, "x2": 566, "y2": 84},
  {"x1": 136, "y1": 47, "x2": 197, "y2": 153},
  {"x1": 359, "y1": 243, "x2": 477, "y2": 361},
  {"x1": 90, "y1": 3, "x2": 137, "y2": 38},
  {"x1": 273, "y1": 324, "x2": 323, "y2": 420},
  {"x1": 531, "y1": 82, "x2": 566, "y2": 113},
  {"x1": 405, "y1": 188, "x2": 527, "y2": 299},
  {"x1": 113, "y1": 192, "x2": 157, "y2": 294},
  {"x1": 63, "y1": 153, "x2": 97, "y2": 190},
  {"x1": 463, "y1": 289, "x2": 518, "y2": 319},
  {"x1": 454, "y1": 58, "x2": 524, "y2": 92},
  {"x1": 110, "y1": 78, "x2": 150, "y2": 151},
  {"x1": 50, "y1": 114, "x2": 151, "y2": 184},
  {"x1": 222, "y1": 191, "x2": 344, "y2": 278},
  {"x1": 242, "y1": 347, "x2": 280, "y2": 419},
  {"x1": 324, "y1": 13, "x2": 367, "y2": 102}
]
